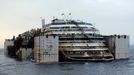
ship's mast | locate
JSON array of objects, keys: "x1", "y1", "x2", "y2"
[{"x1": 40, "y1": 17, "x2": 45, "y2": 32}]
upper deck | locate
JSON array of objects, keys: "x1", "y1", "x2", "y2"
[{"x1": 42, "y1": 19, "x2": 99, "y2": 35}]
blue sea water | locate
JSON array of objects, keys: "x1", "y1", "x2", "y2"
[{"x1": 0, "y1": 49, "x2": 134, "y2": 75}]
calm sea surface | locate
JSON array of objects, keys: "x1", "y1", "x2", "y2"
[{"x1": 0, "y1": 49, "x2": 134, "y2": 75}]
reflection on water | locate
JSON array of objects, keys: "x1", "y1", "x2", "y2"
[{"x1": 0, "y1": 49, "x2": 134, "y2": 75}]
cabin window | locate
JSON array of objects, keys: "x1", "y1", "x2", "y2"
[
  {"x1": 118, "y1": 35, "x2": 120, "y2": 38},
  {"x1": 124, "y1": 35, "x2": 126, "y2": 39}
]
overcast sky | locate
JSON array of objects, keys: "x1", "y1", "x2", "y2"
[{"x1": 0, "y1": 0, "x2": 134, "y2": 48}]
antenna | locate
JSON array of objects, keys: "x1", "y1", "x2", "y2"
[
  {"x1": 68, "y1": 13, "x2": 72, "y2": 20},
  {"x1": 69, "y1": 13, "x2": 71, "y2": 15},
  {"x1": 61, "y1": 13, "x2": 64, "y2": 16},
  {"x1": 53, "y1": 16, "x2": 55, "y2": 19},
  {"x1": 61, "y1": 13, "x2": 66, "y2": 20},
  {"x1": 60, "y1": 13, "x2": 72, "y2": 21}
]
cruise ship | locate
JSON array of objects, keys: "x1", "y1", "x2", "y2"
[
  {"x1": 4, "y1": 16, "x2": 129, "y2": 63},
  {"x1": 42, "y1": 18, "x2": 114, "y2": 62}
]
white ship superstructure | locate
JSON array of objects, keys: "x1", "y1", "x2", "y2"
[{"x1": 41, "y1": 18, "x2": 114, "y2": 61}]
